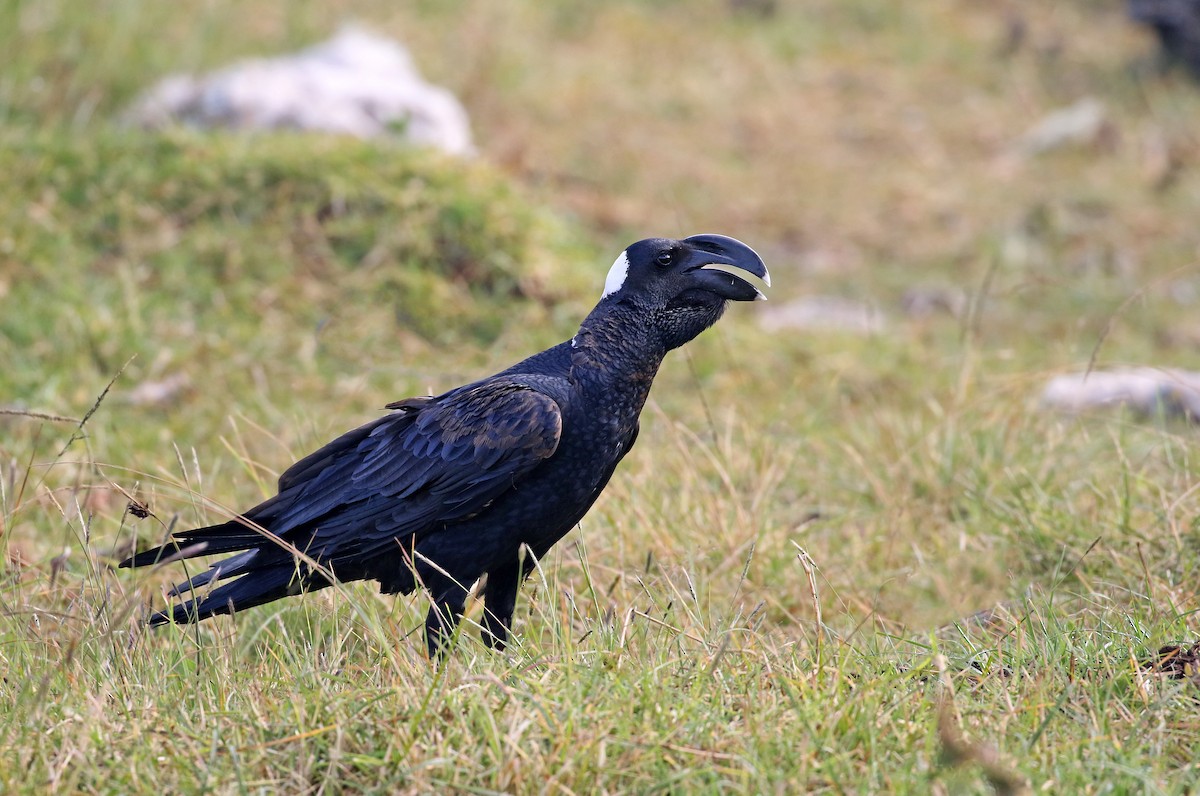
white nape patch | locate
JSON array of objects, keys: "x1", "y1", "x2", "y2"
[{"x1": 602, "y1": 251, "x2": 631, "y2": 298}]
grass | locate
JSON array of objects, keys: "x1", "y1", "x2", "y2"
[{"x1": 3, "y1": 0, "x2": 1200, "y2": 792}]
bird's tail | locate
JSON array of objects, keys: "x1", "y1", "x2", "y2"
[
  {"x1": 119, "y1": 518, "x2": 267, "y2": 569},
  {"x1": 149, "y1": 564, "x2": 324, "y2": 625},
  {"x1": 122, "y1": 517, "x2": 330, "y2": 625}
]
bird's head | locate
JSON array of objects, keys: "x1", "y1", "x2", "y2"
[{"x1": 598, "y1": 234, "x2": 770, "y2": 350}]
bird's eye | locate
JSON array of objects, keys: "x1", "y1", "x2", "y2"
[{"x1": 655, "y1": 251, "x2": 675, "y2": 267}]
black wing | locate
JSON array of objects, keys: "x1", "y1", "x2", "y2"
[{"x1": 121, "y1": 379, "x2": 564, "y2": 619}]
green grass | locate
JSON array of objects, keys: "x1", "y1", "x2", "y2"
[{"x1": 4, "y1": 0, "x2": 1200, "y2": 792}]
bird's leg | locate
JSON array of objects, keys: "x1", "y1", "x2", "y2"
[
  {"x1": 480, "y1": 549, "x2": 540, "y2": 651},
  {"x1": 424, "y1": 583, "x2": 468, "y2": 659},
  {"x1": 480, "y1": 563, "x2": 520, "y2": 650}
]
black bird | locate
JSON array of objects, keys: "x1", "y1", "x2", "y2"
[
  {"x1": 121, "y1": 234, "x2": 769, "y2": 655},
  {"x1": 1129, "y1": 0, "x2": 1200, "y2": 78}
]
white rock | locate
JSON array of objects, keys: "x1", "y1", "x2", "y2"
[
  {"x1": 1015, "y1": 98, "x2": 1108, "y2": 156},
  {"x1": 124, "y1": 27, "x2": 474, "y2": 155},
  {"x1": 758, "y1": 296, "x2": 885, "y2": 335},
  {"x1": 1041, "y1": 368, "x2": 1200, "y2": 422}
]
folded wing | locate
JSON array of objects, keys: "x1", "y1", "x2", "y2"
[{"x1": 120, "y1": 380, "x2": 564, "y2": 623}]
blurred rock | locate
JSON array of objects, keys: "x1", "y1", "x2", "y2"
[
  {"x1": 728, "y1": 0, "x2": 777, "y2": 18},
  {"x1": 759, "y1": 296, "x2": 885, "y2": 335},
  {"x1": 901, "y1": 285, "x2": 967, "y2": 319},
  {"x1": 796, "y1": 243, "x2": 864, "y2": 274},
  {"x1": 1014, "y1": 98, "x2": 1111, "y2": 156},
  {"x1": 123, "y1": 373, "x2": 191, "y2": 407},
  {"x1": 1129, "y1": 0, "x2": 1200, "y2": 79},
  {"x1": 1041, "y1": 368, "x2": 1200, "y2": 422},
  {"x1": 124, "y1": 27, "x2": 474, "y2": 155}
]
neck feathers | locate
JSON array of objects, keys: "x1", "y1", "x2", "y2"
[{"x1": 570, "y1": 304, "x2": 666, "y2": 393}]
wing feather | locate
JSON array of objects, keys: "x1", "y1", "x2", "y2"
[
  {"x1": 124, "y1": 379, "x2": 566, "y2": 593},
  {"x1": 274, "y1": 380, "x2": 563, "y2": 560}
]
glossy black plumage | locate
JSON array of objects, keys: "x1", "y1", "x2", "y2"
[{"x1": 121, "y1": 234, "x2": 769, "y2": 655}]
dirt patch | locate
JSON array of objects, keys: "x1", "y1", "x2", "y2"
[{"x1": 1141, "y1": 643, "x2": 1200, "y2": 687}]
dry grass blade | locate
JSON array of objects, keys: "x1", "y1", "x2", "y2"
[
  {"x1": 792, "y1": 542, "x2": 824, "y2": 662},
  {"x1": 935, "y1": 656, "x2": 1031, "y2": 796},
  {"x1": 0, "y1": 408, "x2": 80, "y2": 424}
]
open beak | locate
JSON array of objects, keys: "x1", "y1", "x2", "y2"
[{"x1": 684, "y1": 233, "x2": 771, "y2": 301}]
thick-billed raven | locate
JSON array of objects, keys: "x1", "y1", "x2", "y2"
[{"x1": 121, "y1": 234, "x2": 769, "y2": 655}]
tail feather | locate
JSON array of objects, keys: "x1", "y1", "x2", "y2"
[
  {"x1": 121, "y1": 540, "x2": 209, "y2": 569},
  {"x1": 166, "y1": 549, "x2": 261, "y2": 598},
  {"x1": 150, "y1": 565, "x2": 330, "y2": 625},
  {"x1": 126, "y1": 499, "x2": 346, "y2": 625},
  {"x1": 119, "y1": 519, "x2": 273, "y2": 569}
]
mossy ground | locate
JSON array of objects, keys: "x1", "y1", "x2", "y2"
[{"x1": 3, "y1": 1, "x2": 1200, "y2": 792}]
